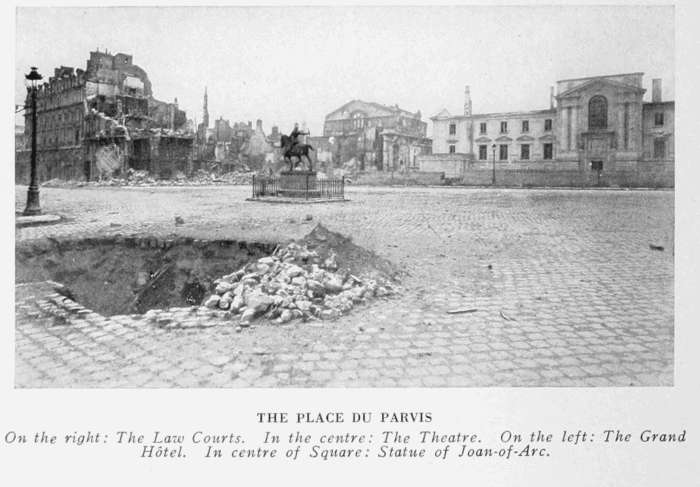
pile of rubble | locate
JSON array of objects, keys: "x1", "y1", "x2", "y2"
[
  {"x1": 203, "y1": 239, "x2": 396, "y2": 327},
  {"x1": 89, "y1": 169, "x2": 155, "y2": 186},
  {"x1": 215, "y1": 171, "x2": 254, "y2": 185},
  {"x1": 42, "y1": 169, "x2": 256, "y2": 188}
]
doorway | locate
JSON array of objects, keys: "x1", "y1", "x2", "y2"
[{"x1": 591, "y1": 160, "x2": 603, "y2": 186}]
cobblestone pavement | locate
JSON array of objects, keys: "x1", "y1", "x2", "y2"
[{"x1": 14, "y1": 185, "x2": 674, "y2": 387}]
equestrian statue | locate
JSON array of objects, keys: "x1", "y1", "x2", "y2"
[{"x1": 281, "y1": 123, "x2": 314, "y2": 172}]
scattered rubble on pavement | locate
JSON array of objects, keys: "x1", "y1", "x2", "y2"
[
  {"x1": 41, "y1": 168, "x2": 255, "y2": 188},
  {"x1": 203, "y1": 224, "x2": 400, "y2": 328}
]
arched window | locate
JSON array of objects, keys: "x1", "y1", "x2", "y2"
[{"x1": 588, "y1": 95, "x2": 607, "y2": 130}]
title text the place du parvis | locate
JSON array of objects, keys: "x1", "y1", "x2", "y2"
[{"x1": 256, "y1": 411, "x2": 433, "y2": 424}]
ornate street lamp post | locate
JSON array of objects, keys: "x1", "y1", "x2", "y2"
[
  {"x1": 491, "y1": 143, "x2": 497, "y2": 186},
  {"x1": 23, "y1": 67, "x2": 43, "y2": 216}
]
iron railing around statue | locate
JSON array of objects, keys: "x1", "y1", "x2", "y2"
[{"x1": 251, "y1": 175, "x2": 345, "y2": 200}]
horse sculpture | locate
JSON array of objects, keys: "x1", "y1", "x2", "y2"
[{"x1": 281, "y1": 134, "x2": 314, "y2": 172}]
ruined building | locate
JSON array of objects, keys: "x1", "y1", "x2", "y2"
[
  {"x1": 214, "y1": 117, "x2": 233, "y2": 142},
  {"x1": 212, "y1": 119, "x2": 278, "y2": 170},
  {"x1": 318, "y1": 101, "x2": 432, "y2": 172},
  {"x1": 188, "y1": 85, "x2": 280, "y2": 171},
  {"x1": 16, "y1": 50, "x2": 195, "y2": 183}
]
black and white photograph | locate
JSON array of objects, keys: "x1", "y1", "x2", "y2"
[{"x1": 13, "y1": 4, "x2": 675, "y2": 390}]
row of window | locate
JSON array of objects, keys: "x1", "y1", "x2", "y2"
[
  {"x1": 37, "y1": 109, "x2": 83, "y2": 128},
  {"x1": 447, "y1": 119, "x2": 553, "y2": 137},
  {"x1": 349, "y1": 113, "x2": 422, "y2": 131},
  {"x1": 448, "y1": 141, "x2": 667, "y2": 160},
  {"x1": 447, "y1": 109, "x2": 666, "y2": 137},
  {"x1": 35, "y1": 128, "x2": 81, "y2": 148},
  {"x1": 484, "y1": 143, "x2": 553, "y2": 160},
  {"x1": 447, "y1": 143, "x2": 554, "y2": 160}
]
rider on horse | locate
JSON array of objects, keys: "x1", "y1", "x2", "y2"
[
  {"x1": 282, "y1": 123, "x2": 314, "y2": 171},
  {"x1": 289, "y1": 123, "x2": 306, "y2": 149}
]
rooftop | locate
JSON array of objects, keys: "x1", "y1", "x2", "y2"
[
  {"x1": 557, "y1": 72, "x2": 644, "y2": 83},
  {"x1": 432, "y1": 108, "x2": 555, "y2": 121}
]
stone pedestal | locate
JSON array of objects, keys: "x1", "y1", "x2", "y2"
[{"x1": 279, "y1": 170, "x2": 320, "y2": 198}]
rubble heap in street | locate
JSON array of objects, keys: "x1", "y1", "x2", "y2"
[
  {"x1": 203, "y1": 226, "x2": 398, "y2": 327},
  {"x1": 41, "y1": 169, "x2": 255, "y2": 187}
]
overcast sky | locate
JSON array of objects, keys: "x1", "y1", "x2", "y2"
[{"x1": 15, "y1": 5, "x2": 674, "y2": 136}]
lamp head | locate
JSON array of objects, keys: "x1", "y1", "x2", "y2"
[{"x1": 25, "y1": 67, "x2": 42, "y2": 90}]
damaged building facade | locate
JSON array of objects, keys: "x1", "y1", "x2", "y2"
[
  {"x1": 420, "y1": 73, "x2": 674, "y2": 187},
  {"x1": 191, "y1": 86, "x2": 279, "y2": 172},
  {"x1": 16, "y1": 50, "x2": 194, "y2": 183},
  {"x1": 207, "y1": 119, "x2": 279, "y2": 171},
  {"x1": 319, "y1": 100, "x2": 432, "y2": 173}
]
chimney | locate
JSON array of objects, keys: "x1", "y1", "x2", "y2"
[
  {"x1": 652, "y1": 79, "x2": 662, "y2": 102},
  {"x1": 463, "y1": 85, "x2": 472, "y2": 116},
  {"x1": 256, "y1": 119, "x2": 263, "y2": 130},
  {"x1": 550, "y1": 86, "x2": 555, "y2": 109}
]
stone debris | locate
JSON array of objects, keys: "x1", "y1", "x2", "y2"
[
  {"x1": 42, "y1": 168, "x2": 256, "y2": 188},
  {"x1": 499, "y1": 310, "x2": 517, "y2": 322},
  {"x1": 446, "y1": 308, "x2": 478, "y2": 314},
  {"x1": 204, "y1": 241, "x2": 396, "y2": 326}
]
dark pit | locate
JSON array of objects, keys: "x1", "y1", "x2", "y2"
[{"x1": 15, "y1": 236, "x2": 277, "y2": 316}]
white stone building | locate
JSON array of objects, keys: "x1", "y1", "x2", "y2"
[{"x1": 419, "y1": 73, "x2": 674, "y2": 187}]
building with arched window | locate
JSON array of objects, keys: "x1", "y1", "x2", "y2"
[
  {"x1": 555, "y1": 72, "x2": 673, "y2": 183},
  {"x1": 420, "y1": 73, "x2": 674, "y2": 187},
  {"x1": 588, "y1": 95, "x2": 608, "y2": 130},
  {"x1": 321, "y1": 100, "x2": 431, "y2": 172}
]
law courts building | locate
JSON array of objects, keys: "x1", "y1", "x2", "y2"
[{"x1": 419, "y1": 73, "x2": 674, "y2": 187}]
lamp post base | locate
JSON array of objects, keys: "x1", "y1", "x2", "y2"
[{"x1": 23, "y1": 186, "x2": 42, "y2": 216}]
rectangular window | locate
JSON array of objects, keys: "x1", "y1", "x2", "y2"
[
  {"x1": 522, "y1": 120, "x2": 529, "y2": 132},
  {"x1": 566, "y1": 107, "x2": 572, "y2": 150},
  {"x1": 521, "y1": 144, "x2": 530, "y2": 160},
  {"x1": 623, "y1": 103, "x2": 629, "y2": 150},
  {"x1": 479, "y1": 122, "x2": 487, "y2": 134},
  {"x1": 499, "y1": 144, "x2": 508, "y2": 160},
  {"x1": 544, "y1": 119, "x2": 552, "y2": 131},
  {"x1": 449, "y1": 123, "x2": 456, "y2": 135},
  {"x1": 654, "y1": 139, "x2": 665, "y2": 159},
  {"x1": 479, "y1": 145, "x2": 487, "y2": 160},
  {"x1": 543, "y1": 143, "x2": 553, "y2": 160},
  {"x1": 655, "y1": 112, "x2": 664, "y2": 126},
  {"x1": 449, "y1": 145, "x2": 456, "y2": 154},
  {"x1": 500, "y1": 121, "x2": 508, "y2": 133}
]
